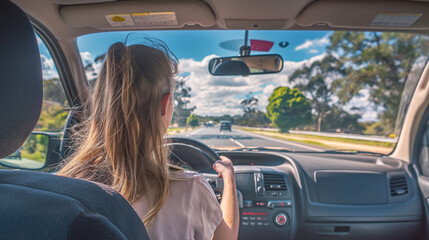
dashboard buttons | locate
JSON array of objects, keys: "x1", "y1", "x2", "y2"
[
  {"x1": 244, "y1": 200, "x2": 253, "y2": 208},
  {"x1": 241, "y1": 213, "x2": 271, "y2": 227},
  {"x1": 267, "y1": 200, "x2": 292, "y2": 208},
  {"x1": 274, "y1": 213, "x2": 288, "y2": 226}
]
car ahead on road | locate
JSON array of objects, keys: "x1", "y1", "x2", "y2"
[
  {"x1": 205, "y1": 121, "x2": 214, "y2": 127},
  {"x1": 4, "y1": 0, "x2": 429, "y2": 239},
  {"x1": 219, "y1": 121, "x2": 232, "y2": 132}
]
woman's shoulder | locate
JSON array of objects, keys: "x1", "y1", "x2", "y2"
[
  {"x1": 170, "y1": 171, "x2": 214, "y2": 194},
  {"x1": 170, "y1": 170, "x2": 201, "y2": 179}
]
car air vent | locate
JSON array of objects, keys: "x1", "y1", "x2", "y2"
[
  {"x1": 206, "y1": 178, "x2": 216, "y2": 188},
  {"x1": 264, "y1": 173, "x2": 287, "y2": 191},
  {"x1": 390, "y1": 176, "x2": 408, "y2": 196}
]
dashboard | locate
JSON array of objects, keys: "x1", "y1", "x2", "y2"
[{"x1": 203, "y1": 151, "x2": 424, "y2": 240}]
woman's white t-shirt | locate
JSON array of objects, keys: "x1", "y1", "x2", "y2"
[{"x1": 132, "y1": 171, "x2": 223, "y2": 240}]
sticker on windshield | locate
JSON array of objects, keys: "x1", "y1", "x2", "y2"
[
  {"x1": 131, "y1": 12, "x2": 178, "y2": 26},
  {"x1": 370, "y1": 13, "x2": 422, "y2": 27},
  {"x1": 105, "y1": 14, "x2": 135, "y2": 27}
]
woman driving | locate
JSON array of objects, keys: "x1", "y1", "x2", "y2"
[{"x1": 58, "y1": 42, "x2": 239, "y2": 239}]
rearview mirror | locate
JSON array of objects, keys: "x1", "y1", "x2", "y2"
[
  {"x1": 0, "y1": 132, "x2": 61, "y2": 171},
  {"x1": 209, "y1": 54, "x2": 283, "y2": 76}
]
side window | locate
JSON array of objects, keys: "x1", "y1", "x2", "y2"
[
  {"x1": 36, "y1": 34, "x2": 69, "y2": 132},
  {"x1": 0, "y1": 34, "x2": 69, "y2": 170}
]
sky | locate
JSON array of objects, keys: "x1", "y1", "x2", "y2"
[{"x1": 38, "y1": 30, "x2": 382, "y2": 121}]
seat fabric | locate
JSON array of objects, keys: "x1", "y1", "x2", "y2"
[
  {"x1": 0, "y1": 1, "x2": 150, "y2": 239},
  {"x1": 0, "y1": 170, "x2": 149, "y2": 239}
]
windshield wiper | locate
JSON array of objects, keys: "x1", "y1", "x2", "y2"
[
  {"x1": 221, "y1": 147, "x2": 295, "y2": 153},
  {"x1": 322, "y1": 149, "x2": 386, "y2": 157}
]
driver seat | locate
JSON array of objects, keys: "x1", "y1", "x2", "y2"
[{"x1": 0, "y1": 1, "x2": 149, "y2": 239}]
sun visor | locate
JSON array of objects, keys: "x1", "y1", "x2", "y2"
[
  {"x1": 60, "y1": 1, "x2": 215, "y2": 29},
  {"x1": 297, "y1": 0, "x2": 429, "y2": 30}
]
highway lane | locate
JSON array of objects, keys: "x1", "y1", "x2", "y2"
[
  {"x1": 172, "y1": 126, "x2": 325, "y2": 152},
  {"x1": 0, "y1": 158, "x2": 45, "y2": 169}
]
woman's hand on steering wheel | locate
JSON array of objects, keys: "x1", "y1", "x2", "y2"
[{"x1": 213, "y1": 156, "x2": 234, "y2": 179}]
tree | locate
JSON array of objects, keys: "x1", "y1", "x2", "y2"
[
  {"x1": 240, "y1": 92, "x2": 259, "y2": 114},
  {"x1": 237, "y1": 92, "x2": 270, "y2": 127},
  {"x1": 323, "y1": 106, "x2": 363, "y2": 133},
  {"x1": 266, "y1": 87, "x2": 312, "y2": 132},
  {"x1": 36, "y1": 78, "x2": 68, "y2": 132},
  {"x1": 43, "y1": 78, "x2": 67, "y2": 106},
  {"x1": 172, "y1": 74, "x2": 196, "y2": 126},
  {"x1": 329, "y1": 32, "x2": 429, "y2": 134},
  {"x1": 37, "y1": 104, "x2": 68, "y2": 131},
  {"x1": 289, "y1": 55, "x2": 344, "y2": 132},
  {"x1": 186, "y1": 114, "x2": 199, "y2": 127}
]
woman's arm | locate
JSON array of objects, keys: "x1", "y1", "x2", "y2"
[{"x1": 212, "y1": 156, "x2": 239, "y2": 240}]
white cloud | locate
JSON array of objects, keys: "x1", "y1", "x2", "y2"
[
  {"x1": 40, "y1": 54, "x2": 59, "y2": 80},
  {"x1": 78, "y1": 50, "x2": 377, "y2": 121},
  {"x1": 80, "y1": 51, "x2": 103, "y2": 81},
  {"x1": 177, "y1": 54, "x2": 326, "y2": 116},
  {"x1": 309, "y1": 49, "x2": 319, "y2": 54},
  {"x1": 295, "y1": 34, "x2": 330, "y2": 51},
  {"x1": 343, "y1": 88, "x2": 379, "y2": 122}
]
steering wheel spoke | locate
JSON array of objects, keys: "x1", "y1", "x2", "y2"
[{"x1": 168, "y1": 137, "x2": 220, "y2": 173}]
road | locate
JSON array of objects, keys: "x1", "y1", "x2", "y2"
[
  {"x1": 0, "y1": 158, "x2": 44, "y2": 169},
  {"x1": 173, "y1": 126, "x2": 324, "y2": 152}
]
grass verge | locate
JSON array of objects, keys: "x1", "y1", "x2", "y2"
[
  {"x1": 167, "y1": 127, "x2": 198, "y2": 135},
  {"x1": 238, "y1": 127, "x2": 394, "y2": 154},
  {"x1": 239, "y1": 127, "x2": 395, "y2": 148}
]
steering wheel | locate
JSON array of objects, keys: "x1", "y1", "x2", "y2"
[{"x1": 168, "y1": 137, "x2": 219, "y2": 173}]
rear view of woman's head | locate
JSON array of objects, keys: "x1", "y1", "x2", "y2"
[{"x1": 59, "y1": 41, "x2": 179, "y2": 227}]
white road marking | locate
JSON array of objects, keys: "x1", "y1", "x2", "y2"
[
  {"x1": 229, "y1": 138, "x2": 245, "y2": 147},
  {"x1": 185, "y1": 127, "x2": 205, "y2": 137},
  {"x1": 235, "y1": 129, "x2": 323, "y2": 151}
]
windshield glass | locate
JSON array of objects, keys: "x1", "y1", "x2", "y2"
[{"x1": 77, "y1": 30, "x2": 429, "y2": 154}]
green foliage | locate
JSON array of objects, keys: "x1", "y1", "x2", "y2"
[
  {"x1": 43, "y1": 78, "x2": 67, "y2": 106},
  {"x1": 198, "y1": 115, "x2": 235, "y2": 124},
  {"x1": 21, "y1": 134, "x2": 49, "y2": 163},
  {"x1": 237, "y1": 93, "x2": 271, "y2": 127},
  {"x1": 266, "y1": 87, "x2": 312, "y2": 132},
  {"x1": 289, "y1": 55, "x2": 344, "y2": 132},
  {"x1": 240, "y1": 92, "x2": 259, "y2": 114},
  {"x1": 186, "y1": 114, "x2": 199, "y2": 127},
  {"x1": 236, "y1": 111, "x2": 271, "y2": 127},
  {"x1": 362, "y1": 120, "x2": 393, "y2": 136},
  {"x1": 36, "y1": 78, "x2": 69, "y2": 132},
  {"x1": 329, "y1": 32, "x2": 429, "y2": 135},
  {"x1": 323, "y1": 106, "x2": 363, "y2": 133},
  {"x1": 37, "y1": 104, "x2": 68, "y2": 131},
  {"x1": 172, "y1": 74, "x2": 196, "y2": 126}
]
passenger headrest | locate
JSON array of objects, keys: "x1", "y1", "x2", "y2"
[{"x1": 0, "y1": 1, "x2": 43, "y2": 158}]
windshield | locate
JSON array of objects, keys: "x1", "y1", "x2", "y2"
[{"x1": 77, "y1": 30, "x2": 429, "y2": 154}]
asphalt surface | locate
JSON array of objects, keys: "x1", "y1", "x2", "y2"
[
  {"x1": 0, "y1": 158, "x2": 44, "y2": 169},
  {"x1": 173, "y1": 126, "x2": 324, "y2": 152}
]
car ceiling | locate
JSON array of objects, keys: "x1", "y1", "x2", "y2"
[{"x1": 11, "y1": 0, "x2": 429, "y2": 41}]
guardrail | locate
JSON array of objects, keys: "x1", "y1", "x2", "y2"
[{"x1": 236, "y1": 126, "x2": 397, "y2": 143}]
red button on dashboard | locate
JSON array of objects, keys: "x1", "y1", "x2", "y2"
[{"x1": 275, "y1": 213, "x2": 288, "y2": 226}]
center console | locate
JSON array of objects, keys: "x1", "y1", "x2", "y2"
[{"x1": 236, "y1": 172, "x2": 294, "y2": 240}]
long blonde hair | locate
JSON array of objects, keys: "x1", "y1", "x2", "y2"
[{"x1": 58, "y1": 41, "x2": 182, "y2": 228}]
